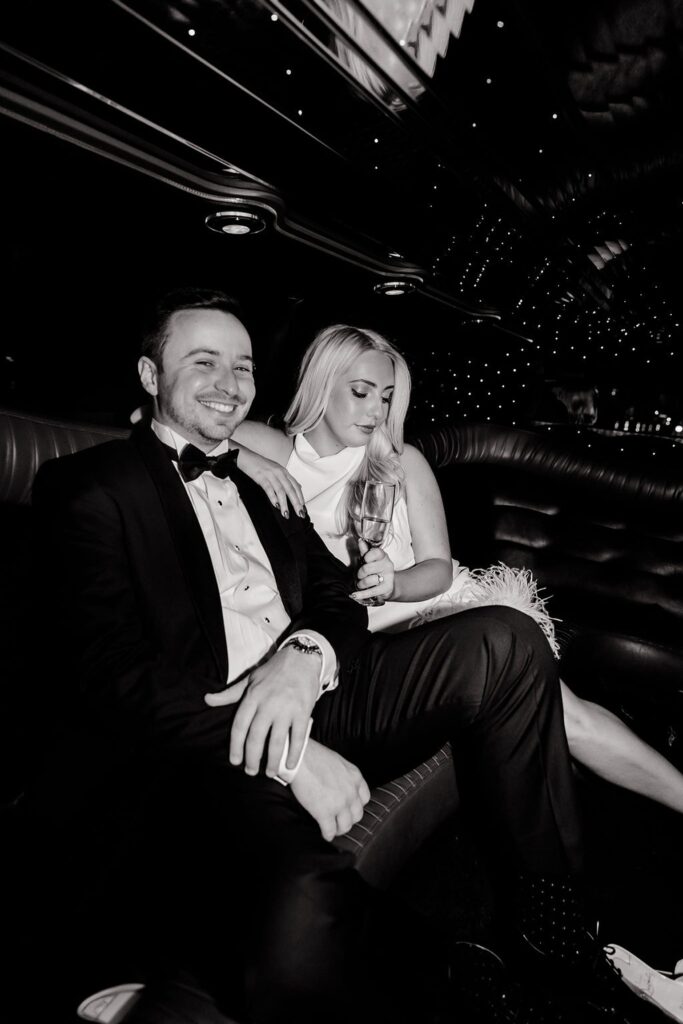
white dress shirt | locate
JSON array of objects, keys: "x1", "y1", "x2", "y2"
[{"x1": 151, "y1": 421, "x2": 337, "y2": 692}]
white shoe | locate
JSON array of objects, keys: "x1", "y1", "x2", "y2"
[
  {"x1": 77, "y1": 982, "x2": 144, "y2": 1023},
  {"x1": 605, "y1": 945, "x2": 683, "y2": 1022}
]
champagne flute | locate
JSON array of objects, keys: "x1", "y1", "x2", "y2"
[{"x1": 357, "y1": 480, "x2": 395, "y2": 606}]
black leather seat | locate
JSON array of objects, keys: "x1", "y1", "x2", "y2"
[{"x1": 417, "y1": 422, "x2": 683, "y2": 765}]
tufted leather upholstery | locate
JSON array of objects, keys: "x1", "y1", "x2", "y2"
[
  {"x1": 2, "y1": 411, "x2": 682, "y2": 885},
  {"x1": 0, "y1": 408, "x2": 128, "y2": 505},
  {"x1": 416, "y1": 422, "x2": 683, "y2": 762},
  {"x1": 420, "y1": 423, "x2": 683, "y2": 640}
]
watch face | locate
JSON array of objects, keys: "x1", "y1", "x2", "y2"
[{"x1": 292, "y1": 637, "x2": 321, "y2": 654}]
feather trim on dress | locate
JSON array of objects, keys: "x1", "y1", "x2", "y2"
[{"x1": 409, "y1": 562, "x2": 560, "y2": 659}]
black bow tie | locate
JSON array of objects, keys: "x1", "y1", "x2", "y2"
[{"x1": 165, "y1": 442, "x2": 238, "y2": 483}]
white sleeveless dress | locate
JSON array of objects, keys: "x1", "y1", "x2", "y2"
[{"x1": 287, "y1": 434, "x2": 559, "y2": 655}]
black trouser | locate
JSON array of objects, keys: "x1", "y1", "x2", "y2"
[
  {"x1": 165, "y1": 606, "x2": 583, "y2": 1023},
  {"x1": 23, "y1": 607, "x2": 582, "y2": 1023},
  {"x1": 319, "y1": 605, "x2": 582, "y2": 876}
]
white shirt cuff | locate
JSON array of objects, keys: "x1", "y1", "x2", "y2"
[
  {"x1": 277, "y1": 630, "x2": 339, "y2": 701},
  {"x1": 274, "y1": 717, "x2": 313, "y2": 785}
]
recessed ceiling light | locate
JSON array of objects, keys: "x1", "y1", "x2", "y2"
[
  {"x1": 205, "y1": 209, "x2": 267, "y2": 236},
  {"x1": 222, "y1": 223, "x2": 251, "y2": 235},
  {"x1": 373, "y1": 280, "x2": 417, "y2": 296}
]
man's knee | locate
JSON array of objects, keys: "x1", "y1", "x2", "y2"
[
  {"x1": 451, "y1": 607, "x2": 560, "y2": 716},
  {"x1": 454, "y1": 605, "x2": 555, "y2": 665}
]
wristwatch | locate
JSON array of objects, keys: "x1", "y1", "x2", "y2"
[
  {"x1": 283, "y1": 635, "x2": 323, "y2": 658},
  {"x1": 281, "y1": 634, "x2": 335, "y2": 699}
]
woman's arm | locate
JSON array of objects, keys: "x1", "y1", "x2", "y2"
[
  {"x1": 391, "y1": 444, "x2": 453, "y2": 600},
  {"x1": 353, "y1": 444, "x2": 453, "y2": 603},
  {"x1": 231, "y1": 420, "x2": 293, "y2": 465},
  {"x1": 230, "y1": 421, "x2": 303, "y2": 516}
]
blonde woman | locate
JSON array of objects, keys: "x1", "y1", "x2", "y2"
[{"x1": 232, "y1": 324, "x2": 683, "y2": 818}]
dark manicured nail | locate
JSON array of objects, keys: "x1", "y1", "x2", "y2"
[
  {"x1": 298, "y1": 508, "x2": 306, "y2": 518},
  {"x1": 283, "y1": 509, "x2": 289, "y2": 518},
  {"x1": 274, "y1": 501, "x2": 280, "y2": 510}
]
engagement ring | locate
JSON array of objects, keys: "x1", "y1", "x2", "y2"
[{"x1": 377, "y1": 573, "x2": 384, "y2": 584}]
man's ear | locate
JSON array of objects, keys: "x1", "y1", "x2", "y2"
[{"x1": 138, "y1": 356, "x2": 159, "y2": 397}]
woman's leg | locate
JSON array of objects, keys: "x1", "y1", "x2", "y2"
[{"x1": 560, "y1": 680, "x2": 683, "y2": 814}]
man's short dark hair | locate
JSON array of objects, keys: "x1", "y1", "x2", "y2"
[{"x1": 140, "y1": 287, "x2": 245, "y2": 367}]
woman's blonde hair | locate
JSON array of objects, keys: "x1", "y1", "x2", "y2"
[{"x1": 284, "y1": 324, "x2": 412, "y2": 532}]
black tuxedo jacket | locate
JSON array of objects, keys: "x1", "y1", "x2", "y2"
[{"x1": 33, "y1": 425, "x2": 369, "y2": 775}]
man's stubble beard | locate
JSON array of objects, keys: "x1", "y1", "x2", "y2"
[{"x1": 157, "y1": 384, "x2": 250, "y2": 446}]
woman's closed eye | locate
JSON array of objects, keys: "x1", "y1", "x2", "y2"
[{"x1": 352, "y1": 386, "x2": 391, "y2": 405}]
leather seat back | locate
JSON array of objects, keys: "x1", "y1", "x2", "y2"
[
  {"x1": 417, "y1": 423, "x2": 683, "y2": 763},
  {"x1": 0, "y1": 408, "x2": 126, "y2": 506},
  {"x1": 418, "y1": 422, "x2": 683, "y2": 643},
  {"x1": 0, "y1": 409, "x2": 126, "y2": 805}
]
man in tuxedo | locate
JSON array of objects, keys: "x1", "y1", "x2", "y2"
[{"x1": 32, "y1": 288, "x2": 638, "y2": 1024}]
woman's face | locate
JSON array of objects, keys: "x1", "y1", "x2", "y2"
[{"x1": 312, "y1": 349, "x2": 395, "y2": 455}]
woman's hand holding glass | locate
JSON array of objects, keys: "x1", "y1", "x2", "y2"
[
  {"x1": 350, "y1": 541, "x2": 396, "y2": 604},
  {"x1": 351, "y1": 480, "x2": 396, "y2": 606}
]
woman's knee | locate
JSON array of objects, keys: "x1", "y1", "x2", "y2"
[{"x1": 560, "y1": 683, "x2": 598, "y2": 748}]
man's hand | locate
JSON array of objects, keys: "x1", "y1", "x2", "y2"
[
  {"x1": 290, "y1": 739, "x2": 370, "y2": 841},
  {"x1": 235, "y1": 447, "x2": 306, "y2": 518},
  {"x1": 204, "y1": 646, "x2": 319, "y2": 776}
]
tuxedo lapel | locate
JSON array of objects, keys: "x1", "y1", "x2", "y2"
[
  {"x1": 133, "y1": 426, "x2": 228, "y2": 681},
  {"x1": 231, "y1": 467, "x2": 303, "y2": 616}
]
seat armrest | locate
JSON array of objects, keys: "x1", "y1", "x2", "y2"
[{"x1": 333, "y1": 744, "x2": 458, "y2": 887}]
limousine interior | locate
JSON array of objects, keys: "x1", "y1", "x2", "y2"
[{"x1": 2, "y1": 2, "x2": 683, "y2": 1022}]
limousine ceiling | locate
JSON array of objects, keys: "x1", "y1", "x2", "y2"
[{"x1": 1, "y1": 0, "x2": 682, "y2": 434}]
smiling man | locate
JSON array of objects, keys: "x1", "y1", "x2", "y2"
[
  {"x1": 32, "y1": 288, "x2": 373, "y2": 1024},
  {"x1": 138, "y1": 304, "x2": 256, "y2": 448}
]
